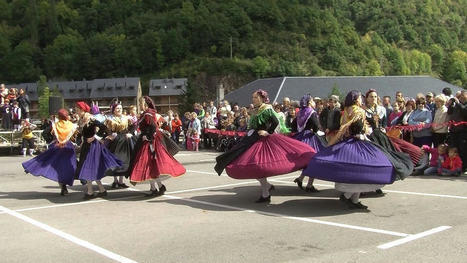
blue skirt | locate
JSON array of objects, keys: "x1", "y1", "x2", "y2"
[
  {"x1": 22, "y1": 141, "x2": 77, "y2": 186},
  {"x1": 77, "y1": 140, "x2": 122, "y2": 181}
]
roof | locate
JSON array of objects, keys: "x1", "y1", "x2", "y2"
[
  {"x1": 149, "y1": 78, "x2": 187, "y2": 96},
  {"x1": 225, "y1": 76, "x2": 462, "y2": 106},
  {"x1": 6, "y1": 77, "x2": 141, "y2": 101},
  {"x1": 89, "y1": 78, "x2": 140, "y2": 99}
]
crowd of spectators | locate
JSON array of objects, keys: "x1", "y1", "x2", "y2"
[
  {"x1": 1, "y1": 83, "x2": 31, "y2": 131},
  {"x1": 171, "y1": 88, "x2": 466, "y2": 175}
]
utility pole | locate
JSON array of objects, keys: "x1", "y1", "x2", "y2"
[{"x1": 230, "y1": 37, "x2": 233, "y2": 59}]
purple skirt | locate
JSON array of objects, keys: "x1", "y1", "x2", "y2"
[
  {"x1": 78, "y1": 140, "x2": 122, "y2": 181},
  {"x1": 292, "y1": 130, "x2": 327, "y2": 152},
  {"x1": 303, "y1": 138, "x2": 395, "y2": 184},
  {"x1": 22, "y1": 141, "x2": 77, "y2": 186}
]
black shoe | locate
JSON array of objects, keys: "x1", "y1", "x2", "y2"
[
  {"x1": 375, "y1": 189, "x2": 385, "y2": 196},
  {"x1": 339, "y1": 194, "x2": 348, "y2": 202},
  {"x1": 60, "y1": 185, "x2": 68, "y2": 196},
  {"x1": 111, "y1": 182, "x2": 118, "y2": 189},
  {"x1": 349, "y1": 201, "x2": 368, "y2": 210},
  {"x1": 158, "y1": 185, "x2": 166, "y2": 196},
  {"x1": 293, "y1": 178, "x2": 303, "y2": 190},
  {"x1": 80, "y1": 180, "x2": 87, "y2": 185},
  {"x1": 269, "y1": 184, "x2": 275, "y2": 192},
  {"x1": 145, "y1": 189, "x2": 159, "y2": 197},
  {"x1": 118, "y1": 183, "x2": 129, "y2": 189},
  {"x1": 305, "y1": 186, "x2": 319, "y2": 193},
  {"x1": 97, "y1": 191, "x2": 107, "y2": 197},
  {"x1": 255, "y1": 195, "x2": 271, "y2": 203},
  {"x1": 83, "y1": 193, "x2": 96, "y2": 200}
]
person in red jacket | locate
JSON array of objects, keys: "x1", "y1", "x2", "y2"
[
  {"x1": 171, "y1": 113, "x2": 182, "y2": 144},
  {"x1": 440, "y1": 147, "x2": 463, "y2": 176}
]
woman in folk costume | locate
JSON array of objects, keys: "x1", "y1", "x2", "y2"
[
  {"x1": 363, "y1": 89, "x2": 415, "y2": 195},
  {"x1": 214, "y1": 89, "x2": 316, "y2": 203},
  {"x1": 291, "y1": 94, "x2": 327, "y2": 192},
  {"x1": 129, "y1": 96, "x2": 185, "y2": 196},
  {"x1": 303, "y1": 91, "x2": 409, "y2": 210},
  {"x1": 105, "y1": 101, "x2": 134, "y2": 189},
  {"x1": 75, "y1": 101, "x2": 122, "y2": 200},
  {"x1": 22, "y1": 109, "x2": 77, "y2": 195}
]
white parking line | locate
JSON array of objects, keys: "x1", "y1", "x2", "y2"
[
  {"x1": 0, "y1": 205, "x2": 138, "y2": 263},
  {"x1": 162, "y1": 194, "x2": 409, "y2": 237},
  {"x1": 271, "y1": 179, "x2": 467, "y2": 200},
  {"x1": 378, "y1": 226, "x2": 452, "y2": 249}
]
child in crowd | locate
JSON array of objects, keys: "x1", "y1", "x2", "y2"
[
  {"x1": 20, "y1": 120, "x2": 36, "y2": 157},
  {"x1": 191, "y1": 130, "x2": 200, "y2": 151},
  {"x1": 440, "y1": 147, "x2": 463, "y2": 176},
  {"x1": 421, "y1": 144, "x2": 448, "y2": 175}
]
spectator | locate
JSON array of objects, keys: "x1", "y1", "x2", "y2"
[
  {"x1": 197, "y1": 105, "x2": 205, "y2": 120},
  {"x1": 364, "y1": 89, "x2": 387, "y2": 129},
  {"x1": 239, "y1": 107, "x2": 250, "y2": 126},
  {"x1": 273, "y1": 103, "x2": 286, "y2": 124},
  {"x1": 237, "y1": 118, "x2": 248, "y2": 132},
  {"x1": 6, "y1": 88, "x2": 17, "y2": 103},
  {"x1": 285, "y1": 107, "x2": 296, "y2": 129},
  {"x1": 432, "y1": 94, "x2": 448, "y2": 147},
  {"x1": 395, "y1": 91, "x2": 403, "y2": 102},
  {"x1": 425, "y1": 92, "x2": 435, "y2": 113},
  {"x1": 442, "y1": 87, "x2": 453, "y2": 98},
  {"x1": 421, "y1": 144, "x2": 448, "y2": 175},
  {"x1": 1, "y1": 99, "x2": 12, "y2": 130},
  {"x1": 319, "y1": 95, "x2": 341, "y2": 141},
  {"x1": 207, "y1": 101, "x2": 217, "y2": 118},
  {"x1": 171, "y1": 113, "x2": 182, "y2": 144},
  {"x1": 0, "y1": 83, "x2": 6, "y2": 104},
  {"x1": 282, "y1": 97, "x2": 291, "y2": 112},
  {"x1": 11, "y1": 101, "x2": 22, "y2": 131},
  {"x1": 440, "y1": 147, "x2": 463, "y2": 176},
  {"x1": 382, "y1": 96, "x2": 393, "y2": 118},
  {"x1": 388, "y1": 102, "x2": 402, "y2": 126},
  {"x1": 408, "y1": 98, "x2": 432, "y2": 147},
  {"x1": 201, "y1": 112, "x2": 216, "y2": 148},
  {"x1": 17, "y1": 88, "x2": 31, "y2": 121},
  {"x1": 446, "y1": 90, "x2": 467, "y2": 172},
  {"x1": 189, "y1": 112, "x2": 201, "y2": 151},
  {"x1": 395, "y1": 100, "x2": 415, "y2": 142},
  {"x1": 20, "y1": 120, "x2": 37, "y2": 157}
]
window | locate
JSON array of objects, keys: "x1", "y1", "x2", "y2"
[
  {"x1": 155, "y1": 85, "x2": 161, "y2": 89},
  {"x1": 176, "y1": 85, "x2": 182, "y2": 89}
]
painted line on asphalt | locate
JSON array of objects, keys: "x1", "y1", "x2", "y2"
[
  {"x1": 378, "y1": 226, "x2": 452, "y2": 249},
  {"x1": 162, "y1": 194, "x2": 409, "y2": 237},
  {"x1": 271, "y1": 179, "x2": 467, "y2": 200},
  {"x1": 0, "y1": 205, "x2": 138, "y2": 263}
]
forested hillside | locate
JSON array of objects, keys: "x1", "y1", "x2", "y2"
[{"x1": 0, "y1": 0, "x2": 465, "y2": 99}]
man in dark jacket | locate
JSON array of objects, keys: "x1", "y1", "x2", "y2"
[
  {"x1": 319, "y1": 95, "x2": 341, "y2": 141},
  {"x1": 447, "y1": 90, "x2": 467, "y2": 172}
]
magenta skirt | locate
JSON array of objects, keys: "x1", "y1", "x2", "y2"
[{"x1": 225, "y1": 134, "x2": 316, "y2": 179}]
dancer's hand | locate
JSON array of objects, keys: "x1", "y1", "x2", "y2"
[
  {"x1": 142, "y1": 135, "x2": 148, "y2": 141},
  {"x1": 258, "y1": 130, "x2": 269, "y2": 136},
  {"x1": 86, "y1": 137, "x2": 95, "y2": 143}
]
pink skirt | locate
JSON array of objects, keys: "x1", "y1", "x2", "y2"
[{"x1": 226, "y1": 134, "x2": 316, "y2": 179}]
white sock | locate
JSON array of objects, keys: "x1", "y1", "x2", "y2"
[
  {"x1": 86, "y1": 181, "x2": 93, "y2": 195},
  {"x1": 96, "y1": 181, "x2": 105, "y2": 192},
  {"x1": 28, "y1": 149, "x2": 34, "y2": 156},
  {"x1": 155, "y1": 178, "x2": 162, "y2": 188},
  {"x1": 258, "y1": 178, "x2": 271, "y2": 198},
  {"x1": 306, "y1": 178, "x2": 314, "y2": 188},
  {"x1": 149, "y1": 180, "x2": 157, "y2": 191},
  {"x1": 350, "y1": 193, "x2": 360, "y2": 204},
  {"x1": 22, "y1": 148, "x2": 27, "y2": 157}
]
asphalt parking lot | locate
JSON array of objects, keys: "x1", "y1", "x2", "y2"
[{"x1": 1, "y1": 151, "x2": 467, "y2": 263}]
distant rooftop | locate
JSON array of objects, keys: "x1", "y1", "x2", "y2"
[
  {"x1": 149, "y1": 78, "x2": 187, "y2": 96},
  {"x1": 6, "y1": 77, "x2": 141, "y2": 101},
  {"x1": 225, "y1": 76, "x2": 462, "y2": 106}
]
